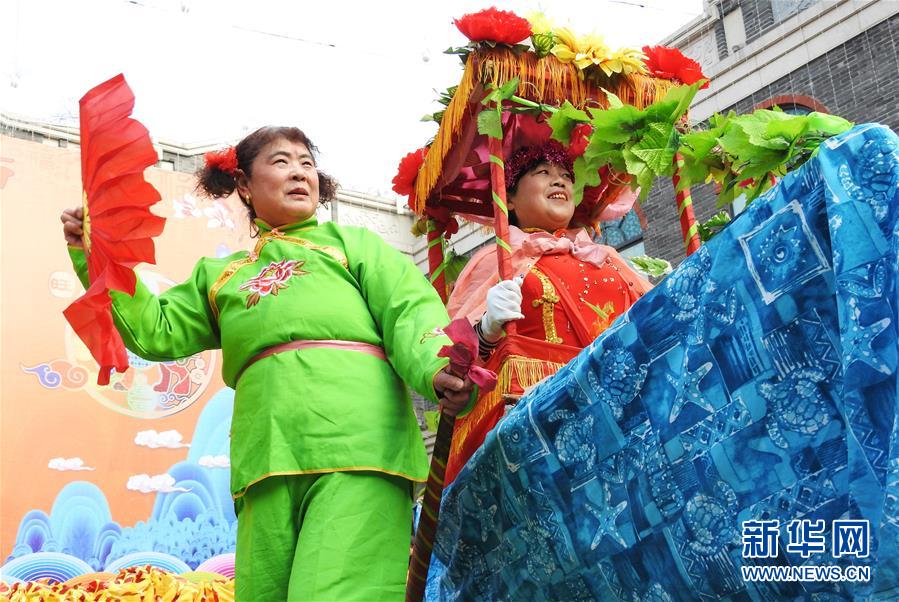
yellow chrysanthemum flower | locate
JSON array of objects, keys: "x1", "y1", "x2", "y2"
[
  {"x1": 550, "y1": 27, "x2": 579, "y2": 63},
  {"x1": 551, "y1": 27, "x2": 611, "y2": 72},
  {"x1": 581, "y1": 32, "x2": 611, "y2": 65},
  {"x1": 599, "y1": 47, "x2": 648, "y2": 77}
]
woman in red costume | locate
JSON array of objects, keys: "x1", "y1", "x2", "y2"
[{"x1": 444, "y1": 140, "x2": 652, "y2": 483}]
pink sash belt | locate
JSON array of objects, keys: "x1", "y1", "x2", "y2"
[{"x1": 237, "y1": 339, "x2": 386, "y2": 382}]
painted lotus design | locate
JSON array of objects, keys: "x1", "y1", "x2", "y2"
[{"x1": 238, "y1": 259, "x2": 308, "y2": 308}]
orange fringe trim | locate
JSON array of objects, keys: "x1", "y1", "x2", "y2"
[
  {"x1": 414, "y1": 48, "x2": 677, "y2": 214},
  {"x1": 451, "y1": 354, "x2": 565, "y2": 455}
]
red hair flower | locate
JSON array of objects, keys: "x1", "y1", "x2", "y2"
[
  {"x1": 454, "y1": 7, "x2": 532, "y2": 45},
  {"x1": 392, "y1": 147, "x2": 428, "y2": 198},
  {"x1": 568, "y1": 123, "x2": 593, "y2": 158},
  {"x1": 205, "y1": 147, "x2": 238, "y2": 174},
  {"x1": 642, "y1": 46, "x2": 710, "y2": 89}
]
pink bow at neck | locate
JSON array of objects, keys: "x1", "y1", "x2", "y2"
[{"x1": 519, "y1": 229, "x2": 610, "y2": 268}]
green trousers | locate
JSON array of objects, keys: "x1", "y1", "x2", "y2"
[{"x1": 235, "y1": 471, "x2": 413, "y2": 601}]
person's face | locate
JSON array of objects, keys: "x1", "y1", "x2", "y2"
[
  {"x1": 237, "y1": 138, "x2": 320, "y2": 227},
  {"x1": 508, "y1": 161, "x2": 574, "y2": 231}
]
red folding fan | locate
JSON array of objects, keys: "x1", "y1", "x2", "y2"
[{"x1": 63, "y1": 74, "x2": 165, "y2": 385}]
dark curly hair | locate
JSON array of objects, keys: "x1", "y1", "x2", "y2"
[{"x1": 196, "y1": 126, "x2": 338, "y2": 233}]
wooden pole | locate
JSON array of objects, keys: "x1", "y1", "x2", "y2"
[
  {"x1": 406, "y1": 407, "x2": 456, "y2": 602},
  {"x1": 487, "y1": 132, "x2": 516, "y2": 335},
  {"x1": 406, "y1": 108, "x2": 512, "y2": 602}
]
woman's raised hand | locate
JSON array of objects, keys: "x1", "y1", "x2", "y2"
[
  {"x1": 60, "y1": 206, "x2": 85, "y2": 248},
  {"x1": 479, "y1": 276, "x2": 525, "y2": 342}
]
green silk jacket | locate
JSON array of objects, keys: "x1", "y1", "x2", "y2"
[{"x1": 70, "y1": 217, "x2": 451, "y2": 498}]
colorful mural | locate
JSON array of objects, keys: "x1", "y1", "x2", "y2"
[{"x1": 0, "y1": 135, "x2": 252, "y2": 581}]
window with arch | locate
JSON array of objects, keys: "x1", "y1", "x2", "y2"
[
  {"x1": 754, "y1": 95, "x2": 829, "y2": 115},
  {"x1": 774, "y1": 103, "x2": 813, "y2": 115}
]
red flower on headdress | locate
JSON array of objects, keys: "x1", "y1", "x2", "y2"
[
  {"x1": 568, "y1": 123, "x2": 593, "y2": 158},
  {"x1": 438, "y1": 319, "x2": 498, "y2": 391},
  {"x1": 642, "y1": 46, "x2": 710, "y2": 89},
  {"x1": 454, "y1": 7, "x2": 532, "y2": 45},
  {"x1": 205, "y1": 147, "x2": 238, "y2": 174},
  {"x1": 392, "y1": 147, "x2": 428, "y2": 198},
  {"x1": 425, "y1": 206, "x2": 460, "y2": 239}
]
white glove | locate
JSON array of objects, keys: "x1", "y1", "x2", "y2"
[{"x1": 480, "y1": 276, "x2": 525, "y2": 342}]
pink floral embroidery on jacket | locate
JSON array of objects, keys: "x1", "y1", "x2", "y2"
[{"x1": 239, "y1": 259, "x2": 308, "y2": 308}]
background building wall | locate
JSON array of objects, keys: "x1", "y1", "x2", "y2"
[{"x1": 640, "y1": 0, "x2": 899, "y2": 265}]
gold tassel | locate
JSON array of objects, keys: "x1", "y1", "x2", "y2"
[
  {"x1": 414, "y1": 55, "x2": 477, "y2": 213},
  {"x1": 451, "y1": 355, "x2": 564, "y2": 451}
]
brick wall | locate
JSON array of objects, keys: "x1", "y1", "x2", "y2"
[
  {"x1": 715, "y1": 19, "x2": 730, "y2": 60},
  {"x1": 726, "y1": 15, "x2": 899, "y2": 129},
  {"x1": 741, "y1": 0, "x2": 776, "y2": 44},
  {"x1": 640, "y1": 14, "x2": 899, "y2": 266}
]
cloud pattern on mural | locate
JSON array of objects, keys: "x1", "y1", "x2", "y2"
[
  {"x1": 5, "y1": 388, "x2": 236, "y2": 572},
  {"x1": 134, "y1": 429, "x2": 190, "y2": 449},
  {"x1": 48, "y1": 457, "x2": 95, "y2": 471},
  {"x1": 198, "y1": 455, "x2": 230, "y2": 469}
]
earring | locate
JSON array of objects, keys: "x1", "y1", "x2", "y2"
[{"x1": 243, "y1": 193, "x2": 252, "y2": 206}]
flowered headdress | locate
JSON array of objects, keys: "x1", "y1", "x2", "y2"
[{"x1": 505, "y1": 140, "x2": 574, "y2": 191}]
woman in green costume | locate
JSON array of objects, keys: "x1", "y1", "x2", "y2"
[{"x1": 60, "y1": 126, "x2": 473, "y2": 601}]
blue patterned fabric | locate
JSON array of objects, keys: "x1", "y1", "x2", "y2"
[{"x1": 427, "y1": 124, "x2": 899, "y2": 600}]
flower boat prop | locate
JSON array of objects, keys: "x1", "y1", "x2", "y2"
[
  {"x1": 396, "y1": 13, "x2": 732, "y2": 498},
  {"x1": 425, "y1": 120, "x2": 899, "y2": 599},
  {"x1": 399, "y1": 8, "x2": 710, "y2": 599},
  {"x1": 397, "y1": 7, "x2": 878, "y2": 601}
]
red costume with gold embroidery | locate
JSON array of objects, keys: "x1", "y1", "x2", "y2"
[
  {"x1": 444, "y1": 225, "x2": 651, "y2": 483},
  {"x1": 519, "y1": 251, "x2": 646, "y2": 346}
]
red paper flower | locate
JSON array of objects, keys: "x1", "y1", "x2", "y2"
[
  {"x1": 425, "y1": 206, "x2": 460, "y2": 239},
  {"x1": 568, "y1": 123, "x2": 593, "y2": 157},
  {"x1": 438, "y1": 319, "x2": 498, "y2": 391},
  {"x1": 392, "y1": 147, "x2": 428, "y2": 199},
  {"x1": 454, "y1": 7, "x2": 532, "y2": 45},
  {"x1": 642, "y1": 45, "x2": 710, "y2": 89},
  {"x1": 205, "y1": 147, "x2": 238, "y2": 174}
]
